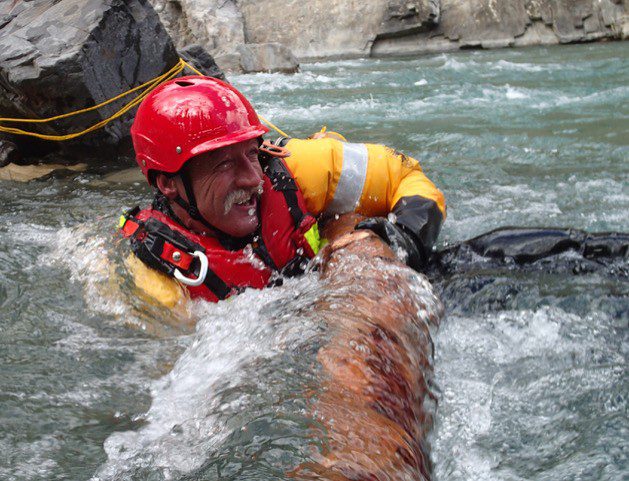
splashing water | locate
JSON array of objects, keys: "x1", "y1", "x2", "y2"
[{"x1": 88, "y1": 238, "x2": 443, "y2": 480}]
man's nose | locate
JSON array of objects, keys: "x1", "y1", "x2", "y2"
[{"x1": 235, "y1": 155, "x2": 262, "y2": 188}]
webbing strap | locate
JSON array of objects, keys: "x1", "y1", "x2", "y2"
[
  {"x1": 203, "y1": 269, "x2": 231, "y2": 300},
  {"x1": 265, "y1": 157, "x2": 304, "y2": 229},
  {"x1": 120, "y1": 210, "x2": 231, "y2": 300}
]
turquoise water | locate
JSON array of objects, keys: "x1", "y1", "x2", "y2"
[{"x1": 0, "y1": 42, "x2": 627, "y2": 480}]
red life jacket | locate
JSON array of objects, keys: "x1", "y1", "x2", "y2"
[{"x1": 120, "y1": 157, "x2": 320, "y2": 303}]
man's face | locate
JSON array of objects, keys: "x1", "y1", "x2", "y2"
[{"x1": 182, "y1": 138, "x2": 263, "y2": 238}]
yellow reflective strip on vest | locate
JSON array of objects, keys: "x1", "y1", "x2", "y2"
[
  {"x1": 118, "y1": 215, "x2": 127, "y2": 229},
  {"x1": 304, "y1": 223, "x2": 321, "y2": 255}
]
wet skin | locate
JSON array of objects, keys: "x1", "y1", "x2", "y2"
[{"x1": 156, "y1": 139, "x2": 263, "y2": 238}]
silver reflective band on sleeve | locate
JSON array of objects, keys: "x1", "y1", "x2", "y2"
[{"x1": 327, "y1": 142, "x2": 368, "y2": 214}]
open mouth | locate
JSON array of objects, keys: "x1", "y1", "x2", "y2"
[
  {"x1": 225, "y1": 190, "x2": 259, "y2": 215},
  {"x1": 234, "y1": 193, "x2": 256, "y2": 208}
]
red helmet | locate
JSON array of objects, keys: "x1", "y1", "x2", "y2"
[{"x1": 131, "y1": 76, "x2": 269, "y2": 182}]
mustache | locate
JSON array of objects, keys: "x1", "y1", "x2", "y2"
[{"x1": 223, "y1": 183, "x2": 264, "y2": 214}]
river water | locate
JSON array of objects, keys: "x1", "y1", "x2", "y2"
[{"x1": 0, "y1": 42, "x2": 627, "y2": 480}]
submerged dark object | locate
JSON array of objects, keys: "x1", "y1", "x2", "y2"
[{"x1": 431, "y1": 227, "x2": 628, "y2": 278}]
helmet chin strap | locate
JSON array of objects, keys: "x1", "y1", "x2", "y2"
[{"x1": 172, "y1": 169, "x2": 248, "y2": 247}]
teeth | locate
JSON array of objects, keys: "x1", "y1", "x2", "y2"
[{"x1": 225, "y1": 191, "x2": 257, "y2": 214}]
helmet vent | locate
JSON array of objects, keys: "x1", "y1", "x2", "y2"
[{"x1": 175, "y1": 80, "x2": 195, "y2": 87}]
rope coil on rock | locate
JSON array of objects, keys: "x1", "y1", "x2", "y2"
[{"x1": 0, "y1": 58, "x2": 290, "y2": 141}]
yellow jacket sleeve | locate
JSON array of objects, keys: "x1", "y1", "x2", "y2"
[
  {"x1": 283, "y1": 138, "x2": 445, "y2": 217},
  {"x1": 283, "y1": 137, "x2": 445, "y2": 251}
]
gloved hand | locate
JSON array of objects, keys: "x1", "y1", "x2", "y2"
[{"x1": 355, "y1": 217, "x2": 427, "y2": 271}]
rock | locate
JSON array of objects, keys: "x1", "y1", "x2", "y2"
[
  {"x1": 0, "y1": 162, "x2": 87, "y2": 182},
  {"x1": 512, "y1": 20, "x2": 558, "y2": 47},
  {"x1": 395, "y1": 0, "x2": 628, "y2": 54},
  {"x1": 148, "y1": 0, "x2": 245, "y2": 71},
  {"x1": 153, "y1": 0, "x2": 626, "y2": 65},
  {"x1": 239, "y1": 0, "x2": 440, "y2": 60},
  {"x1": 237, "y1": 43, "x2": 299, "y2": 73},
  {"x1": 0, "y1": 140, "x2": 21, "y2": 167},
  {"x1": 214, "y1": 53, "x2": 244, "y2": 74},
  {"x1": 379, "y1": 0, "x2": 440, "y2": 36},
  {"x1": 102, "y1": 167, "x2": 146, "y2": 184},
  {"x1": 621, "y1": 17, "x2": 629, "y2": 40},
  {"x1": 0, "y1": 0, "x2": 179, "y2": 163},
  {"x1": 178, "y1": 44, "x2": 226, "y2": 80},
  {"x1": 438, "y1": 0, "x2": 529, "y2": 45}
]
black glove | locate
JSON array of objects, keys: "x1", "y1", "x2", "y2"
[{"x1": 355, "y1": 217, "x2": 427, "y2": 271}]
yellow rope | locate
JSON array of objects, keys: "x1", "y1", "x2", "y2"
[
  {"x1": 0, "y1": 59, "x2": 186, "y2": 125},
  {"x1": 182, "y1": 60, "x2": 203, "y2": 76},
  {"x1": 0, "y1": 57, "x2": 291, "y2": 141},
  {"x1": 0, "y1": 59, "x2": 188, "y2": 141},
  {"x1": 258, "y1": 114, "x2": 290, "y2": 138}
]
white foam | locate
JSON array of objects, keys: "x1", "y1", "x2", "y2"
[
  {"x1": 6, "y1": 223, "x2": 57, "y2": 247},
  {"x1": 259, "y1": 96, "x2": 384, "y2": 123},
  {"x1": 93, "y1": 275, "x2": 322, "y2": 480},
  {"x1": 48, "y1": 224, "x2": 130, "y2": 318},
  {"x1": 232, "y1": 71, "x2": 338, "y2": 94},
  {"x1": 535, "y1": 85, "x2": 629, "y2": 109},
  {"x1": 433, "y1": 303, "x2": 626, "y2": 480},
  {"x1": 505, "y1": 85, "x2": 529, "y2": 100},
  {"x1": 440, "y1": 56, "x2": 471, "y2": 71},
  {"x1": 493, "y1": 59, "x2": 549, "y2": 72}
]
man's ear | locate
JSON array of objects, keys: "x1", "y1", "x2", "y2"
[{"x1": 155, "y1": 173, "x2": 179, "y2": 200}]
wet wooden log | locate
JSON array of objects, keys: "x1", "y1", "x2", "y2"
[{"x1": 292, "y1": 215, "x2": 443, "y2": 480}]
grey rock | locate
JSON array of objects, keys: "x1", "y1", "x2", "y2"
[
  {"x1": 148, "y1": 0, "x2": 245, "y2": 72},
  {"x1": 178, "y1": 44, "x2": 225, "y2": 80},
  {"x1": 420, "y1": 0, "x2": 627, "y2": 53},
  {"x1": 214, "y1": 53, "x2": 244, "y2": 74},
  {"x1": 438, "y1": 0, "x2": 529, "y2": 44},
  {"x1": 239, "y1": 0, "x2": 440, "y2": 60},
  {"x1": 237, "y1": 0, "x2": 627, "y2": 60},
  {"x1": 0, "y1": 139, "x2": 20, "y2": 167},
  {"x1": 0, "y1": 0, "x2": 179, "y2": 163},
  {"x1": 150, "y1": 0, "x2": 626, "y2": 65},
  {"x1": 525, "y1": 0, "x2": 554, "y2": 24},
  {"x1": 237, "y1": 43, "x2": 299, "y2": 74},
  {"x1": 512, "y1": 20, "x2": 558, "y2": 47}
]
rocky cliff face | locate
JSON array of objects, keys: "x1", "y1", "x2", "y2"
[
  {"x1": 153, "y1": 0, "x2": 627, "y2": 70},
  {"x1": 372, "y1": 0, "x2": 628, "y2": 56},
  {"x1": 148, "y1": 0, "x2": 299, "y2": 73},
  {"x1": 240, "y1": 0, "x2": 440, "y2": 60}
]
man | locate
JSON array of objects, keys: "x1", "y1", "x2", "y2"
[{"x1": 120, "y1": 76, "x2": 446, "y2": 303}]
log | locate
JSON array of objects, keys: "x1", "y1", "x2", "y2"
[{"x1": 291, "y1": 215, "x2": 443, "y2": 480}]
